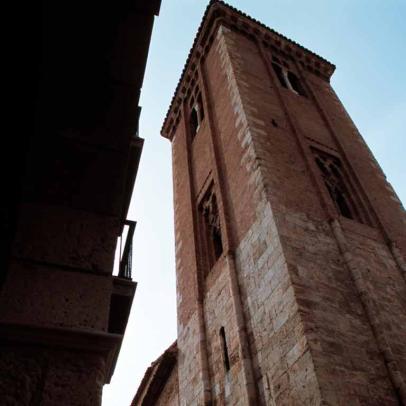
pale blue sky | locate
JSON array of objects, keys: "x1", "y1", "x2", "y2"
[{"x1": 103, "y1": 1, "x2": 405, "y2": 404}]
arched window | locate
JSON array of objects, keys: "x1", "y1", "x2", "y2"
[
  {"x1": 199, "y1": 186, "x2": 223, "y2": 270},
  {"x1": 189, "y1": 92, "x2": 205, "y2": 138},
  {"x1": 313, "y1": 148, "x2": 364, "y2": 222},
  {"x1": 271, "y1": 56, "x2": 307, "y2": 97},
  {"x1": 287, "y1": 71, "x2": 307, "y2": 96},
  {"x1": 190, "y1": 106, "x2": 199, "y2": 137},
  {"x1": 271, "y1": 62, "x2": 287, "y2": 89}
]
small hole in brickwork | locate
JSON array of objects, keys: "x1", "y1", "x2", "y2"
[{"x1": 272, "y1": 119, "x2": 278, "y2": 128}]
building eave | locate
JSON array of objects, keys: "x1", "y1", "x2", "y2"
[
  {"x1": 161, "y1": 0, "x2": 336, "y2": 140},
  {"x1": 131, "y1": 341, "x2": 178, "y2": 406}
]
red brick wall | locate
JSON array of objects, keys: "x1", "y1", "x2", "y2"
[
  {"x1": 171, "y1": 122, "x2": 199, "y2": 326},
  {"x1": 309, "y1": 74, "x2": 406, "y2": 249},
  {"x1": 219, "y1": 25, "x2": 405, "y2": 405},
  {"x1": 171, "y1": 108, "x2": 204, "y2": 404},
  {"x1": 169, "y1": 19, "x2": 405, "y2": 406}
]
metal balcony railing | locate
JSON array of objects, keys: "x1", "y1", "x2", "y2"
[{"x1": 118, "y1": 220, "x2": 136, "y2": 280}]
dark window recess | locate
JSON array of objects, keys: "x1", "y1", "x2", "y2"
[
  {"x1": 272, "y1": 59, "x2": 307, "y2": 97},
  {"x1": 287, "y1": 71, "x2": 307, "y2": 96},
  {"x1": 313, "y1": 149, "x2": 365, "y2": 223},
  {"x1": 272, "y1": 62, "x2": 287, "y2": 88},
  {"x1": 219, "y1": 327, "x2": 230, "y2": 372},
  {"x1": 189, "y1": 92, "x2": 205, "y2": 138},
  {"x1": 272, "y1": 56, "x2": 282, "y2": 65},
  {"x1": 197, "y1": 93, "x2": 205, "y2": 121},
  {"x1": 190, "y1": 107, "x2": 199, "y2": 138},
  {"x1": 200, "y1": 187, "x2": 223, "y2": 269}
]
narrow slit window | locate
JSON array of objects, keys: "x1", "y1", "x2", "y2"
[{"x1": 219, "y1": 327, "x2": 230, "y2": 372}]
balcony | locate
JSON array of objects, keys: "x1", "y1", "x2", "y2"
[{"x1": 116, "y1": 220, "x2": 136, "y2": 280}]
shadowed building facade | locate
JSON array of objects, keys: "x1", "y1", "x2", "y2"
[
  {"x1": 0, "y1": 0, "x2": 161, "y2": 404},
  {"x1": 133, "y1": 1, "x2": 406, "y2": 405}
]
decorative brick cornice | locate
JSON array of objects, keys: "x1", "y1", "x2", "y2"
[{"x1": 161, "y1": 0, "x2": 336, "y2": 140}]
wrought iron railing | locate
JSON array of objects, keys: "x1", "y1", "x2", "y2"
[{"x1": 118, "y1": 220, "x2": 136, "y2": 280}]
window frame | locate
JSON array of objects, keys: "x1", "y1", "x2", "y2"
[
  {"x1": 189, "y1": 91, "x2": 205, "y2": 139},
  {"x1": 311, "y1": 146, "x2": 371, "y2": 225},
  {"x1": 271, "y1": 56, "x2": 307, "y2": 97},
  {"x1": 198, "y1": 183, "x2": 224, "y2": 274}
]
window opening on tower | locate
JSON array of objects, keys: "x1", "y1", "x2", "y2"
[
  {"x1": 312, "y1": 148, "x2": 367, "y2": 224},
  {"x1": 199, "y1": 185, "x2": 223, "y2": 270},
  {"x1": 271, "y1": 56, "x2": 307, "y2": 97},
  {"x1": 190, "y1": 106, "x2": 199, "y2": 137},
  {"x1": 219, "y1": 327, "x2": 230, "y2": 372},
  {"x1": 189, "y1": 91, "x2": 205, "y2": 138}
]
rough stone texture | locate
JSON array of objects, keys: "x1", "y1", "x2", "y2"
[
  {"x1": 154, "y1": 3, "x2": 406, "y2": 406},
  {"x1": 176, "y1": 313, "x2": 205, "y2": 405},
  {"x1": 216, "y1": 26, "x2": 405, "y2": 405},
  {"x1": 172, "y1": 122, "x2": 199, "y2": 325},
  {"x1": 0, "y1": 347, "x2": 105, "y2": 406},
  {"x1": 171, "y1": 120, "x2": 206, "y2": 405},
  {"x1": 154, "y1": 365, "x2": 179, "y2": 406},
  {"x1": 0, "y1": 261, "x2": 112, "y2": 331},
  {"x1": 1, "y1": 1, "x2": 160, "y2": 404},
  {"x1": 204, "y1": 258, "x2": 248, "y2": 404},
  {"x1": 188, "y1": 26, "x2": 323, "y2": 405},
  {"x1": 13, "y1": 203, "x2": 119, "y2": 274}
]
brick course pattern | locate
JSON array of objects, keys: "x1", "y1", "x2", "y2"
[{"x1": 134, "y1": 1, "x2": 406, "y2": 405}]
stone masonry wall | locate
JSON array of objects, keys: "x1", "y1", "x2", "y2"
[
  {"x1": 171, "y1": 110, "x2": 205, "y2": 404},
  {"x1": 0, "y1": 262, "x2": 112, "y2": 332},
  {"x1": 0, "y1": 346, "x2": 105, "y2": 405},
  {"x1": 218, "y1": 25, "x2": 405, "y2": 405},
  {"x1": 203, "y1": 258, "x2": 249, "y2": 404},
  {"x1": 155, "y1": 364, "x2": 179, "y2": 406},
  {"x1": 170, "y1": 18, "x2": 405, "y2": 406},
  {"x1": 203, "y1": 26, "x2": 323, "y2": 405},
  {"x1": 342, "y1": 219, "x2": 406, "y2": 379}
]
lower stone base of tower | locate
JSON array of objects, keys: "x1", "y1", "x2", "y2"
[
  {"x1": 1, "y1": 347, "x2": 104, "y2": 405},
  {"x1": 0, "y1": 323, "x2": 123, "y2": 406}
]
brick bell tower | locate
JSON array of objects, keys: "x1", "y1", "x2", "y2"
[{"x1": 161, "y1": 1, "x2": 406, "y2": 405}]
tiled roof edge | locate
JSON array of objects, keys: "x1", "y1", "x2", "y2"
[
  {"x1": 161, "y1": 0, "x2": 335, "y2": 139},
  {"x1": 131, "y1": 341, "x2": 177, "y2": 406}
]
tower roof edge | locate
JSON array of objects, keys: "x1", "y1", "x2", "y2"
[{"x1": 161, "y1": 0, "x2": 336, "y2": 139}]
